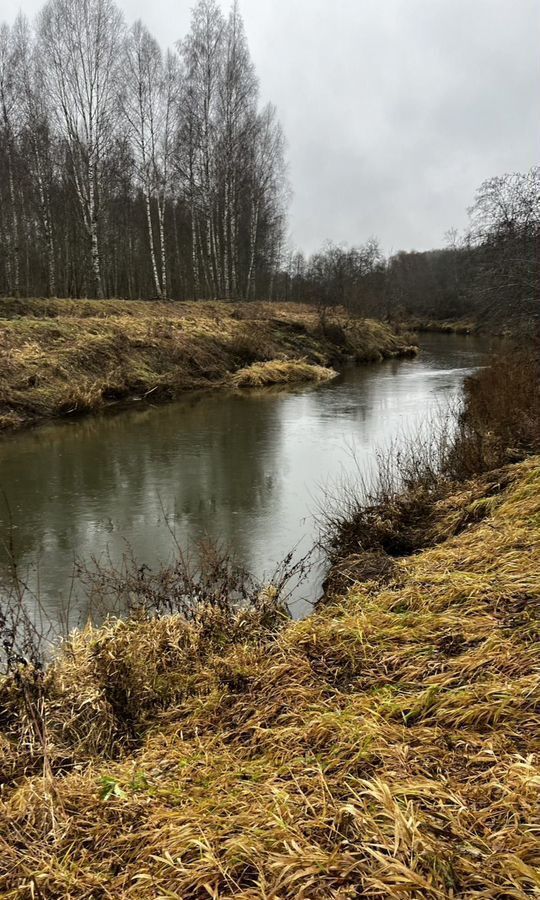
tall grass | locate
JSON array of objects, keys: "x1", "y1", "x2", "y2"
[
  {"x1": 230, "y1": 358, "x2": 336, "y2": 387},
  {"x1": 1, "y1": 456, "x2": 540, "y2": 897}
]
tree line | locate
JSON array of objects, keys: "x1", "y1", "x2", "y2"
[
  {"x1": 283, "y1": 167, "x2": 540, "y2": 324},
  {"x1": 0, "y1": 0, "x2": 287, "y2": 300}
]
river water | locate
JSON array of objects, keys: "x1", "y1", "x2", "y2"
[{"x1": 0, "y1": 334, "x2": 491, "y2": 623}]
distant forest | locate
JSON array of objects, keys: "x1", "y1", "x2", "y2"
[
  {"x1": 0, "y1": 0, "x2": 538, "y2": 321},
  {"x1": 290, "y1": 166, "x2": 540, "y2": 325}
]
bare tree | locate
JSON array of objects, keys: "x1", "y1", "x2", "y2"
[
  {"x1": 0, "y1": 0, "x2": 289, "y2": 302},
  {"x1": 0, "y1": 21, "x2": 23, "y2": 296},
  {"x1": 12, "y1": 14, "x2": 57, "y2": 296},
  {"x1": 123, "y1": 23, "x2": 179, "y2": 300},
  {"x1": 179, "y1": 0, "x2": 225, "y2": 298},
  {"x1": 217, "y1": 1, "x2": 257, "y2": 297},
  {"x1": 38, "y1": 0, "x2": 124, "y2": 298},
  {"x1": 123, "y1": 22, "x2": 164, "y2": 299},
  {"x1": 468, "y1": 168, "x2": 540, "y2": 319},
  {"x1": 246, "y1": 104, "x2": 287, "y2": 300}
]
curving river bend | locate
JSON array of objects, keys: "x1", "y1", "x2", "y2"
[{"x1": 0, "y1": 334, "x2": 492, "y2": 623}]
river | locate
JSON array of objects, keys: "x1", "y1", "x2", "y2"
[{"x1": 0, "y1": 333, "x2": 492, "y2": 624}]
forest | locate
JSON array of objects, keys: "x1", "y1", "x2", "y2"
[
  {"x1": 0, "y1": 0, "x2": 287, "y2": 302},
  {"x1": 1, "y1": 0, "x2": 538, "y2": 325},
  {"x1": 287, "y1": 167, "x2": 540, "y2": 326}
]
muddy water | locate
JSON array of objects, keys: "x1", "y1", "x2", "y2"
[{"x1": 0, "y1": 334, "x2": 492, "y2": 623}]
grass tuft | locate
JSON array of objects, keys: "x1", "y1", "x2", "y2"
[{"x1": 230, "y1": 358, "x2": 336, "y2": 387}]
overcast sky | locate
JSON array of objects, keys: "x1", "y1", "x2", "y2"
[{"x1": 5, "y1": 0, "x2": 539, "y2": 255}]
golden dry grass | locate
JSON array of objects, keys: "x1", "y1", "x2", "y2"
[
  {"x1": 230, "y1": 359, "x2": 337, "y2": 387},
  {"x1": 0, "y1": 300, "x2": 415, "y2": 431},
  {"x1": 1, "y1": 457, "x2": 539, "y2": 897}
]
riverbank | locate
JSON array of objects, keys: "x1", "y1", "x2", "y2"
[
  {"x1": 0, "y1": 299, "x2": 416, "y2": 431},
  {"x1": 1, "y1": 451, "x2": 539, "y2": 897},
  {"x1": 397, "y1": 316, "x2": 476, "y2": 335}
]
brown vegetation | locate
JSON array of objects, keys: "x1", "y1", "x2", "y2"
[
  {"x1": 1, "y1": 343, "x2": 538, "y2": 898},
  {"x1": 0, "y1": 455, "x2": 539, "y2": 897},
  {"x1": 0, "y1": 299, "x2": 416, "y2": 431},
  {"x1": 400, "y1": 317, "x2": 476, "y2": 335},
  {"x1": 230, "y1": 358, "x2": 336, "y2": 387}
]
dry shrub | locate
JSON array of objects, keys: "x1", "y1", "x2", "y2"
[
  {"x1": 320, "y1": 424, "x2": 455, "y2": 566},
  {"x1": 0, "y1": 541, "x2": 309, "y2": 785},
  {"x1": 323, "y1": 344, "x2": 540, "y2": 573}
]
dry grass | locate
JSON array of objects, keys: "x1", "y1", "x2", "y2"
[
  {"x1": 398, "y1": 317, "x2": 476, "y2": 335},
  {"x1": 448, "y1": 345, "x2": 540, "y2": 476},
  {"x1": 230, "y1": 359, "x2": 337, "y2": 387},
  {"x1": 0, "y1": 300, "x2": 415, "y2": 431},
  {"x1": 1, "y1": 456, "x2": 539, "y2": 897}
]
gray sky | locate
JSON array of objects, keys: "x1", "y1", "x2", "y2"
[{"x1": 5, "y1": 0, "x2": 540, "y2": 254}]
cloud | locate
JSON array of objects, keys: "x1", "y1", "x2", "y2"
[{"x1": 5, "y1": 0, "x2": 539, "y2": 253}]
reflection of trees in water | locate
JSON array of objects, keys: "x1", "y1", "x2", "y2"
[{"x1": 0, "y1": 390, "x2": 286, "y2": 620}]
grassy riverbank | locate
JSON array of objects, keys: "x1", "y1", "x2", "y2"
[
  {"x1": 1, "y1": 343, "x2": 539, "y2": 897},
  {"x1": 0, "y1": 299, "x2": 415, "y2": 431},
  {"x1": 1, "y1": 452, "x2": 539, "y2": 897}
]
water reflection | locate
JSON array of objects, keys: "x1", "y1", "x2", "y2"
[{"x1": 0, "y1": 334, "x2": 493, "y2": 621}]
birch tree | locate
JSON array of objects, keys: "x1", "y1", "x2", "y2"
[
  {"x1": 217, "y1": 1, "x2": 257, "y2": 297},
  {"x1": 245, "y1": 103, "x2": 286, "y2": 299},
  {"x1": 123, "y1": 22, "x2": 164, "y2": 299},
  {"x1": 179, "y1": 0, "x2": 225, "y2": 298},
  {"x1": 156, "y1": 50, "x2": 179, "y2": 300},
  {"x1": 12, "y1": 14, "x2": 57, "y2": 296},
  {"x1": 0, "y1": 0, "x2": 290, "y2": 301},
  {"x1": 38, "y1": 0, "x2": 124, "y2": 298},
  {"x1": 123, "y1": 23, "x2": 179, "y2": 299},
  {"x1": 0, "y1": 21, "x2": 23, "y2": 296}
]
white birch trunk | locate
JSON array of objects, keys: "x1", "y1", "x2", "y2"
[
  {"x1": 191, "y1": 199, "x2": 200, "y2": 299},
  {"x1": 230, "y1": 178, "x2": 238, "y2": 297},
  {"x1": 88, "y1": 167, "x2": 103, "y2": 299},
  {"x1": 158, "y1": 199, "x2": 167, "y2": 300},
  {"x1": 145, "y1": 190, "x2": 162, "y2": 298},
  {"x1": 7, "y1": 159, "x2": 20, "y2": 297},
  {"x1": 223, "y1": 178, "x2": 230, "y2": 298},
  {"x1": 35, "y1": 155, "x2": 56, "y2": 296},
  {"x1": 204, "y1": 206, "x2": 215, "y2": 298},
  {"x1": 246, "y1": 197, "x2": 259, "y2": 300}
]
